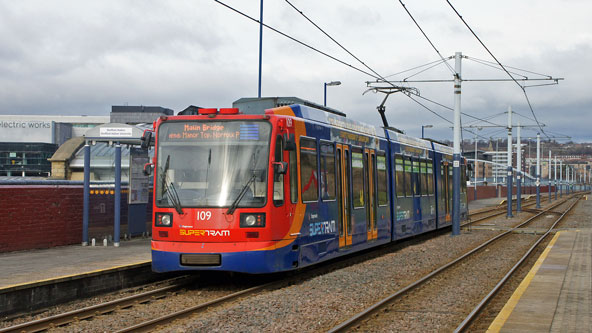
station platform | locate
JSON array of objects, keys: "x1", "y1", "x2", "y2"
[
  {"x1": 488, "y1": 227, "x2": 591, "y2": 330},
  {"x1": 0, "y1": 237, "x2": 151, "y2": 290}
]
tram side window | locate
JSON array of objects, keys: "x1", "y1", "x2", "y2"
[
  {"x1": 352, "y1": 150, "x2": 365, "y2": 208},
  {"x1": 413, "y1": 158, "x2": 421, "y2": 196},
  {"x1": 404, "y1": 157, "x2": 413, "y2": 197},
  {"x1": 377, "y1": 153, "x2": 388, "y2": 206},
  {"x1": 320, "y1": 142, "x2": 336, "y2": 201},
  {"x1": 273, "y1": 135, "x2": 284, "y2": 206},
  {"x1": 290, "y1": 150, "x2": 298, "y2": 203},
  {"x1": 421, "y1": 160, "x2": 428, "y2": 196},
  {"x1": 395, "y1": 156, "x2": 405, "y2": 198},
  {"x1": 427, "y1": 162, "x2": 434, "y2": 195},
  {"x1": 300, "y1": 137, "x2": 318, "y2": 202}
]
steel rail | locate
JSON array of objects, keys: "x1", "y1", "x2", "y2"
[
  {"x1": 454, "y1": 195, "x2": 582, "y2": 332},
  {"x1": 115, "y1": 281, "x2": 276, "y2": 333},
  {"x1": 0, "y1": 279, "x2": 191, "y2": 333},
  {"x1": 327, "y1": 195, "x2": 575, "y2": 332},
  {"x1": 465, "y1": 200, "x2": 538, "y2": 226}
]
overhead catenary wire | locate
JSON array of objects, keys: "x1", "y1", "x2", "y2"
[
  {"x1": 405, "y1": 93, "x2": 489, "y2": 141},
  {"x1": 214, "y1": 0, "x2": 380, "y2": 79},
  {"x1": 397, "y1": 0, "x2": 456, "y2": 75},
  {"x1": 283, "y1": 0, "x2": 415, "y2": 96},
  {"x1": 384, "y1": 58, "x2": 452, "y2": 79},
  {"x1": 465, "y1": 56, "x2": 553, "y2": 79},
  {"x1": 444, "y1": 0, "x2": 548, "y2": 137}
]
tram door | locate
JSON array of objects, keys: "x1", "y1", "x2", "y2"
[
  {"x1": 336, "y1": 144, "x2": 352, "y2": 248},
  {"x1": 365, "y1": 149, "x2": 378, "y2": 240},
  {"x1": 442, "y1": 162, "x2": 451, "y2": 221}
]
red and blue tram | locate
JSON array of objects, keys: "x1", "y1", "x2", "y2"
[{"x1": 147, "y1": 101, "x2": 468, "y2": 274}]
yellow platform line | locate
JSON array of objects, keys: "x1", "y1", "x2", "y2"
[
  {"x1": 0, "y1": 260, "x2": 151, "y2": 292},
  {"x1": 487, "y1": 231, "x2": 562, "y2": 332}
]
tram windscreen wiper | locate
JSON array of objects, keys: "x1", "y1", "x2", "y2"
[
  {"x1": 160, "y1": 155, "x2": 184, "y2": 215},
  {"x1": 226, "y1": 174, "x2": 256, "y2": 215}
]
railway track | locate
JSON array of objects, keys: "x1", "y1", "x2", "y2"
[
  {"x1": 0, "y1": 196, "x2": 562, "y2": 332},
  {"x1": 327, "y1": 194, "x2": 581, "y2": 332},
  {"x1": 465, "y1": 196, "x2": 537, "y2": 226},
  {"x1": 456, "y1": 195, "x2": 581, "y2": 332},
  {"x1": 0, "y1": 277, "x2": 197, "y2": 333}
]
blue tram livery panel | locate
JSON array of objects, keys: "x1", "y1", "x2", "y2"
[{"x1": 149, "y1": 101, "x2": 468, "y2": 274}]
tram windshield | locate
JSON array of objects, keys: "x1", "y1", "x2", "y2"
[{"x1": 155, "y1": 121, "x2": 271, "y2": 209}]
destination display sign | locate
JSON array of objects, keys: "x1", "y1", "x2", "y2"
[{"x1": 161, "y1": 121, "x2": 269, "y2": 142}]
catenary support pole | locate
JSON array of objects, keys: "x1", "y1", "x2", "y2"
[
  {"x1": 554, "y1": 156, "x2": 557, "y2": 200},
  {"x1": 560, "y1": 160, "x2": 563, "y2": 197},
  {"x1": 548, "y1": 150, "x2": 552, "y2": 201},
  {"x1": 82, "y1": 143, "x2": 90, "y2": 246},
  {"x1": 474, "y1": 132, "x2": 478, "y2": 201},
  {"x1": 452, "y1": 52, "x2": 462, "y2": 236},
  {"x1": 114, "y1": 143, "x2": 121, "y2": 247},
  {"x1": 506, "y1": 107, "x2": 513, "y2": 218},
  {"x1": 517, "y1": 120, "x2": 522, "y2": 212},
  {"x1": 536, "y1": 133, "x2": 541, "y2": 208}
]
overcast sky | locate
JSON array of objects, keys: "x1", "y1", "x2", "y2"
[{"x1": 1, "y1": 0, "x2": 590, "y2": 142}]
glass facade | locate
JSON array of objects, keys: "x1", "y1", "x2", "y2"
[{"x1": 0, "y1": 142, "x2": 57, "y2": 177}]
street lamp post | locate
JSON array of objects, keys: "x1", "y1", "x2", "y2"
[
  {"x1": 422, "y1": 125, "x2": 433, "y2": 139},
  {"x1": 324, "y1": 81, "x2": 341, "y2": 106}
]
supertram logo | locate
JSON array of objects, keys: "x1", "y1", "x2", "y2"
[
  {"x1": 309, "y1": 220, "x2": 336, "y2": 236},
  {"x1": 179, "y1": 229, "x2": 231, "y2": 237}
]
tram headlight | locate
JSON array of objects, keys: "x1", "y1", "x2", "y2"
[
  {"x1": 240, "y1": 213, "x2": 265, "y2": 228},
  {"x1": 155, "y1": 213, "x2": 173, "y2": 227}
]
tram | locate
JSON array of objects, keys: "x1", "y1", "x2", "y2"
[{"x1": 145, "y1": 99, "x2": 468, "y2": 274}]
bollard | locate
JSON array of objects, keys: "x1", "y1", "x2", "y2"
[
  {"x1": 91, "y1": 238, "x2": 96, "y2": 246},
  {"x1": 103, "y1": 238, "x2": 108, "y2": 246}
]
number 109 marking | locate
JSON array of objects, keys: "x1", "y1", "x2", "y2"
[{"x1": 196, "y1": 211, "x2": 212, "y2": 221}]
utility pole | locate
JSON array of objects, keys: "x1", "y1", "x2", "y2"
[
  {"x1": 257, "y1": 0, "x2": 264, "y2": 98},
  {"x1": 536, "y1": 133, "x2": 541, "y2": 208},
  {"x1": 516, "y1": 120, "x2": 522, "y2": 212},
  {"x1": 506, "y1": 107, "x2": 513, "y2": 218},
  {"x1": 452, "y1": 52, "x2": 462, "y2": 236}
]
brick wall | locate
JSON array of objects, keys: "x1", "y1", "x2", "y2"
[
  {"x1": 0, "y1": 185, "x2": 153, "y2": 253},
  {"x1": 0, "y1": 185, "x2": 83, "y2": 252},
  {"x1": 467, "y1": 185, "x2": 557, "y2": 202}
]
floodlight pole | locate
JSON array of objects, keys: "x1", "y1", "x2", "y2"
[{"x1": 452, "y1": 52, "x2": 462, "y2": 236}]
